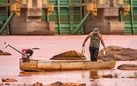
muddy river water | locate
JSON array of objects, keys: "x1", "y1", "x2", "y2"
[{"x1": 0, "y1": 35, "x2": 137, "y2": 86}]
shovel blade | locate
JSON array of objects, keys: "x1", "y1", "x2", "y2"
[{"x1": 4, "y1": 42, "x2": 9, "y2": 48}]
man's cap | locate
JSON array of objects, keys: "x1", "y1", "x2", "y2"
[{"x1": 93, "y1": 28, "x2": 99, "y2": 33}]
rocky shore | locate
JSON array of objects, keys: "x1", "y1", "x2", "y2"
[
  {"x1": 98, "y1": 46, "x2": 137, "y2": 61},
  {"x1": 117, "y1": 64, "x2": 137, "y2": 70},
  {"x1": 0, "y1": 50, "x2": 11, "y2": 55}
]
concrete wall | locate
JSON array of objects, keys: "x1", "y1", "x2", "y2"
[
  {"x1": 84, "y1": 0, "x2": 125, "y2": 35},
  {"x1": 10, "y1": 0, "x2": 55, "y2": 35},
  {"x1": 84, "y1": 9, "x2": 110, "y2": 34},
  {"x1": 10, "y1": 9, "x2": 53, "y2": 35},
  {"x1": 84, "y1": 8, "x2": 124, "y2": 34}
]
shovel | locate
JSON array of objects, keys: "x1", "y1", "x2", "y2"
[{"x1": 4, "y1": 42, "x2": 23, "y2": 55}]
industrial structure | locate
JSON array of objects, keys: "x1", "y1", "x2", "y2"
[{"x1": 0, "y1": 0, "x2": 136, "y2": 35}]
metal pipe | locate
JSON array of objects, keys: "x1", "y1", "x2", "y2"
[
  {"x1": 54, "y1": 5, "x2": 69, "y2": 8},
  {"x1": 0, "y1": 13, "x2": 15, "y2": 35},
  {"x1": 74, "y1": 12, "x2": 90, "y2": 34},
  {"x1": 6, "y1": 0, "x2": 10, "y2": 35},
  {"x1": 69, "y1": 0, "x2": 73, "y2": 34},
  {"x1": 0, "y1": 3, "x2": 11, "y2": 7},
  {"x1": 57, "y1": 0, "x2": 61, "y2": 34},
  {"x1": 70, "y1": 2, "x2": 92, "y2": 7},
  {"x1": 130, "y1": 0, "x2": 135, "y2": 34},
  {"x1": 120, "y1": 11, "x2": 123, "y2": 22},
  {"x1": 80, "y1": 0, "x2": 83, "y2": 34}
]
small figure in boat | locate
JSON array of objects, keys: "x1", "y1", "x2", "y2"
[
  {"x1": 22, "y1": 49, "x2": 33, "y2": 62},
  {"x1": 82, "y1": 28, "x2": 106, "y2": 62}
]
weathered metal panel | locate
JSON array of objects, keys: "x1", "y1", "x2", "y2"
[
  {"x1": 0, "y1": 0, "x2": 9, "y2": 35},
  {"x1": 120, "y1": 0, "x2": 137, "y2": 34},
  {"x1": 42, "y1": 0, "x2": 83, "y2": 35}
]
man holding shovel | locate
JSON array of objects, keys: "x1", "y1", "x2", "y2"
[{"x1": 82, "y1": 28, "x2": 106, "y2": 62}]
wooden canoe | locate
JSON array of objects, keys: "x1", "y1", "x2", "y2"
[{"x1": 20, "y1": 59, "x2": 116, "y2": 71}]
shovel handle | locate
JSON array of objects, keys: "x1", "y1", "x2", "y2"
[{"x1": 4, "y1": 42, "x2": 23, "y2": 55}]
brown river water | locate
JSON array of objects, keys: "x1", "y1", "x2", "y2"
[{"x1": 0, "y1": 35, "x2": 137, "y2": 86}]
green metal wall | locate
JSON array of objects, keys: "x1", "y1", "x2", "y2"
[
  {"x1": 119, "y1": 0, "x2": 137, "y2": 34},
  {"x1": 42, "y1": 0, "x2": 83, "y2": 35},
  {"x1": 0, "y1": 0, "x2": 9, "y2": 35}
]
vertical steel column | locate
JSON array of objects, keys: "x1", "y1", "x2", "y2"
[
  {"x1": 119, "y1": 11, "x2": 123, "y2": 22},
  {"x1": 69, "y1": 0, "x2": 73, "y2": 34},
  {"x1": 80, "y1": 0, "x2": 83, "y2": 34},
  {"x1": 6, "y1": 0, "x2": 9, "y2": 34},
  {"x1": 74, "y1": 11, "x2": 90, "y2": 34},
  {"x1": 46, "y1": 14, "x2": 50, "y2": 22},
  {"x1": 57, "y1": 0, "x2": 61, "y2": 34},
  {"x1": 43, "y1": 1, "x2": 50, "y2": 22},
  {"x1": 130, "y1": 0, "x2": 135, "y2": 34},
  {"x1": 0, "y1": 13, "x2": 15, "y2": 34}
]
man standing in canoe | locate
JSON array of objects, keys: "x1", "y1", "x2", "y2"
[{"x1": 82, "y1": 28, "x2": 106, "y2": 62}]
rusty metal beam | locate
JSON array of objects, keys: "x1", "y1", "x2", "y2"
[
  {"x1": 74, "y1": 12, "x2": 91, "y2": 34},
  {"x1": 0, "y1": 13, "x2": 15, "y2": 35}
]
